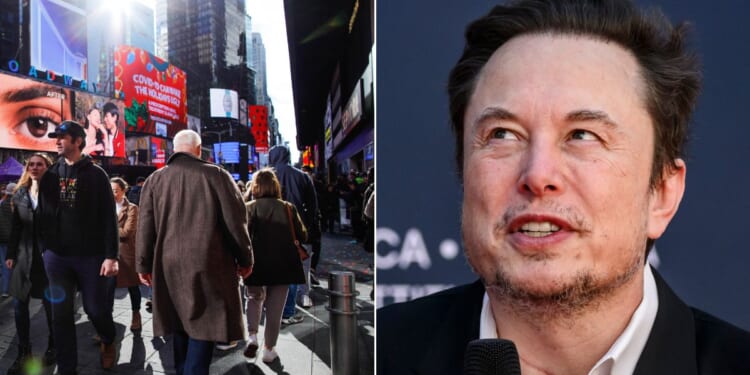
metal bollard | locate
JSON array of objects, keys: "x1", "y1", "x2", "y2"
[{"x1": 327, "y1": 271, "x2": 359, "y2": 375}]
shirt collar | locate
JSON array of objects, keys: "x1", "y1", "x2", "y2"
[{"x1": 479, "y1": 264, "x2": 659, "y2": 375}]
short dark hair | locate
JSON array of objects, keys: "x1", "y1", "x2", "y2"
[
  {"x1": 103, "y1": 102, "x2": 119, "y2": 119},
  {"x1": 110, "y1": 177, "x2": 128, "y2": 191},
  {"x1": 448, "y1": 0, "x2": 701, "y2": 188}
]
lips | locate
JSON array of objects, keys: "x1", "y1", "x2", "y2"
[{"x1": 508, "y1": 215, "x2": 573, "y2": 238}]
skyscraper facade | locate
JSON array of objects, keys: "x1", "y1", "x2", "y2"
[{"x1": 251, "y1": 32, "x2": 267, "y2": 106}]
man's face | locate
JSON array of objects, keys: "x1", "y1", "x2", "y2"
[
  {"x1": 104, "y1": 112, "x2": 117, "y2": 130},
  {"x1": 0, "y1": 74, "x2": 71, "y2": 152},
  {"x1": 55, "y1": 134, "x2": 80, "y2": 158},
  {"x1": 461, "y1": 34, "x2": 684, "y2": 305}
]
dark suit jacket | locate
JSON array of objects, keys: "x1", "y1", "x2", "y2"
[{"x1": 377, "y1": 268, "x2": 750, "y2": 374}]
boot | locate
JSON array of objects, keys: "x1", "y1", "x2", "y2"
[
  {"x1": 7, "y1": 344, "x2": 31, "y2": 375},
  {"x1": 131, "y1": 310, "x2": 142, "y2": 331}
]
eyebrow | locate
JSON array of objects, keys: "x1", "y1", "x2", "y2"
[
  {"x1": 1, "y1": 85, "x2": 53, "y2": 103},
  {"x1": 471, "y1": 107, "x2": 619, "y2": 128},
  {"x1": 566, "y1": 110, "x2": 619, "y2": 128}
]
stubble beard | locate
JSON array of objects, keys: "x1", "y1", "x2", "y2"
[{"x1": 463, "y1": 205, "x2": 646, "y2": 327}]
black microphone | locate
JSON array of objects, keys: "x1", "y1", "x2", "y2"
[{"x1": 463, "y1": 339, "x2": 521, "y2": 375}]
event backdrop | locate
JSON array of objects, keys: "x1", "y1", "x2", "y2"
[{"x1": 377, "y1": 0, "x2": 750, "y2": 331}]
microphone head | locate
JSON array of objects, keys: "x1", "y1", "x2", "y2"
[{"x1": 463, "y1": 339, "x2": 521, "y2": 375}]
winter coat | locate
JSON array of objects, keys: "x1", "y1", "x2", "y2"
[
  {"x1": 268, "y1": 146, "x2": 319, "y2": 239},
  {"x1": 0, "y1": 196, "x2": 13, "y2": 244},
  {"x1": 7, "y1": 186, "x2": 49, "y2": 301},
  {"x1": 136, "y1": 152, "x2": 254, "y2": 342},
  {"x1": 244, "y1": 198, "x2": 307, "y2": 286},
  {"x1": 116, "y1": 198, "x2": 139, "y2": 288},
  {"x1": 38, "y1": 154, "x2": 119, "y2": 259}
]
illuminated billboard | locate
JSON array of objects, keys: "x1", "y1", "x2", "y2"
[
  {"x1": 249, "y1": 105, "x2": 268, "y2": 153},
  {"x1": 29, "y1": 0, "x2": 88, "y2": 82},
  {"x1": 213, "y1": 142, "x2": 241, "y2": 164},
  {"x1": 75, "y1": 91, "x2": 127, "y2": 157},
  {"x1": 209, "y1": 89, "x2": 239, "y2": 119},
  {"x1": 0, "y1": 71, "x2": 126, "y2": 158},
  {"x1": 0, "y1": 72, "x2": 72, "y2": 152},
  {"x1": 114, "y1": 45, "x2": 188, "y2": 137}
]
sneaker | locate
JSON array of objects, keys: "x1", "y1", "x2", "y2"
[
  {"x1": 215, "y1": 341, "x2": 239, "y2": 351},
  {"x1": 281, "y1": 314, "x2": 304, "y2": 325},
  {"x1": 145, "y1": 300, "x2": 153, "y2": 313},
  {"x1": 100, "y1": 342, "x2": 116, "y2": 369},
  {"x1": 261, "y1": 347, "x2": 278, "y2": 363},
  {"x1": 243, "y1": 335, "x2": 258, "y2": 358}
]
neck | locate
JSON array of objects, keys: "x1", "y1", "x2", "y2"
[
  {"x1": 489, "y1": 268, "x2": 645, "y2": 375},
  {"x1": 64, "y1": 152, "x2": 83, "y2": 165}
]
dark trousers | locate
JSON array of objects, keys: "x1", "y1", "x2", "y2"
[
  {"x1": 43, "y1": 251, "x2": 116, "y2": 373},
  {"x1": 310, "y1": 238, "x2": 322, "y2": 270},
  {"x1": 128, "y1": 286, "x2": 142, "y2": 310},
  {"x1": 14, "y1": 296, "x2": 54, "y2": 348},
  {"x1": 173, "y1": 330, "x2": 215, "y2": 375}
]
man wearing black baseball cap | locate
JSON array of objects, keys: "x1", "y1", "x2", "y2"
[{"x1": 38, "y1": 120, "x2": 120, "y2": 373}]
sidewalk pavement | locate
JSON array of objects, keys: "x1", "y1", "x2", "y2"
[{"x1": 0, "y1": 232, "x2": 374, "y2": 374}]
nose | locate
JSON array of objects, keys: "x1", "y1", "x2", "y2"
[{"x1": 517, "y1": 138, "x2": 565, "y2": 197}]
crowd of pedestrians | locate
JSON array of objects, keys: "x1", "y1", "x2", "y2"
[{"x1": 0, "y1": 122, "x2": 374, "y2": 375}]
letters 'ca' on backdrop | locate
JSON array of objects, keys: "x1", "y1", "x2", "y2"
[{"x1": 376, "y1": 0, "x2": 750, "y2": 331}]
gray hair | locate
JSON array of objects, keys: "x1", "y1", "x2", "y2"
[{"x1": 173, "y1": 130, "x2": 202, "y2": 153}]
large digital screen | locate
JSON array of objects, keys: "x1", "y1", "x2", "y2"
[
  {"x1": 114, "y1": 45, "x2": 188, "y2": 137},
  {"x1": 0, "y1": 72, "x2": 71, "y2": 152},
  {"x1": 213, "y1": 142, "x2": 240, "y2": 164},
  {"x1": 249, "y1": 105, "x2": 268, "y2": 153},
  {"x1": 74, "y1": 91, "x2": 127, "y2": 158},
  {"x1": 151, "y1": 136, "x2": 168, "y2": 168},
  {"x1": 30, "y1": 0, "x2": 88, "y2": 82},
  {"x1": 209, "y1": 89, "x2": 239, "y2": 119}
]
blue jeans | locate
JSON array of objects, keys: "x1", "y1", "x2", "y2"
[
  {"x1": 283, "y1": 284, "x2": 297, "y2": 317},
  {"x1": 43, "y1": 251, "x2": 116, "y2": 374},
  {"x1": 0, "y1": 244, "x2": 11, "y2": 294},
  {"x1": 173, "y1": 330, "x2": 215, "y2": 375}
]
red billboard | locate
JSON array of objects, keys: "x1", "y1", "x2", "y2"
[
  {"x1": 250, "y1": 105, "x2": 268, "y2": 153},
  {"x1": 114, "y1": 46, "x2": 187, "y2": 137}
]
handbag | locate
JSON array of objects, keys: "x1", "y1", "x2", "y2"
[{"x1": 285, "y1": 203, "x2": 309, "y2": 261}]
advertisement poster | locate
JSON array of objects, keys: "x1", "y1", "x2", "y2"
[
  {"x1": 249, "y1": 105, "x2": 268, "y2": 153},
  {"x1": 0, "y1": 72, "x2": 71, "y2": 152},
  {"x1": 151, "y1": 136, "x2": 168, "y2": 168},
  {"x1": 75, "y1": 91, "x2": 127, "y2": 157},
  {"x1": 30, "y1": 0, "x2": 88, "y2": 82},
  {"x1": 209, "y1": 88, "x2": 239, "y2": 119},
  {"x1": 114, "y1": 45, "x2": 187, "y2": 137}
]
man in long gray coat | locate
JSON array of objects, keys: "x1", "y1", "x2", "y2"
[{"x1": 136, "y1": 130, "x2": 253, "y2": 375}]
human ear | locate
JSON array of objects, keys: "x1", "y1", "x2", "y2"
[{"x1": 646, "y1": 158, "x2": 686, "y2": 239}]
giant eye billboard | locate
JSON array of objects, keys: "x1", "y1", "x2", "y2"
[
  {"x1": 0, "y1": 72, "x2": 72, "y2": 152},
  {"x1": 114, "y1": 46, "x2": 188, "y2": 137},
  {"x1": 0, "y1": 71, "x2": 126, "y2": 157}
]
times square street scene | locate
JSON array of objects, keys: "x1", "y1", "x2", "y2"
[{"x1": 0, "y1": 0, "x2": 374, "y2": 374}]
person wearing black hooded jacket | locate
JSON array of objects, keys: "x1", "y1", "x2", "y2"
[
  {"x1": 269, "y1": 145, "x2": 318, "y2": 312},
  {"x1": 37, "y1": 121, "x2": 119, "y2": 374}
]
